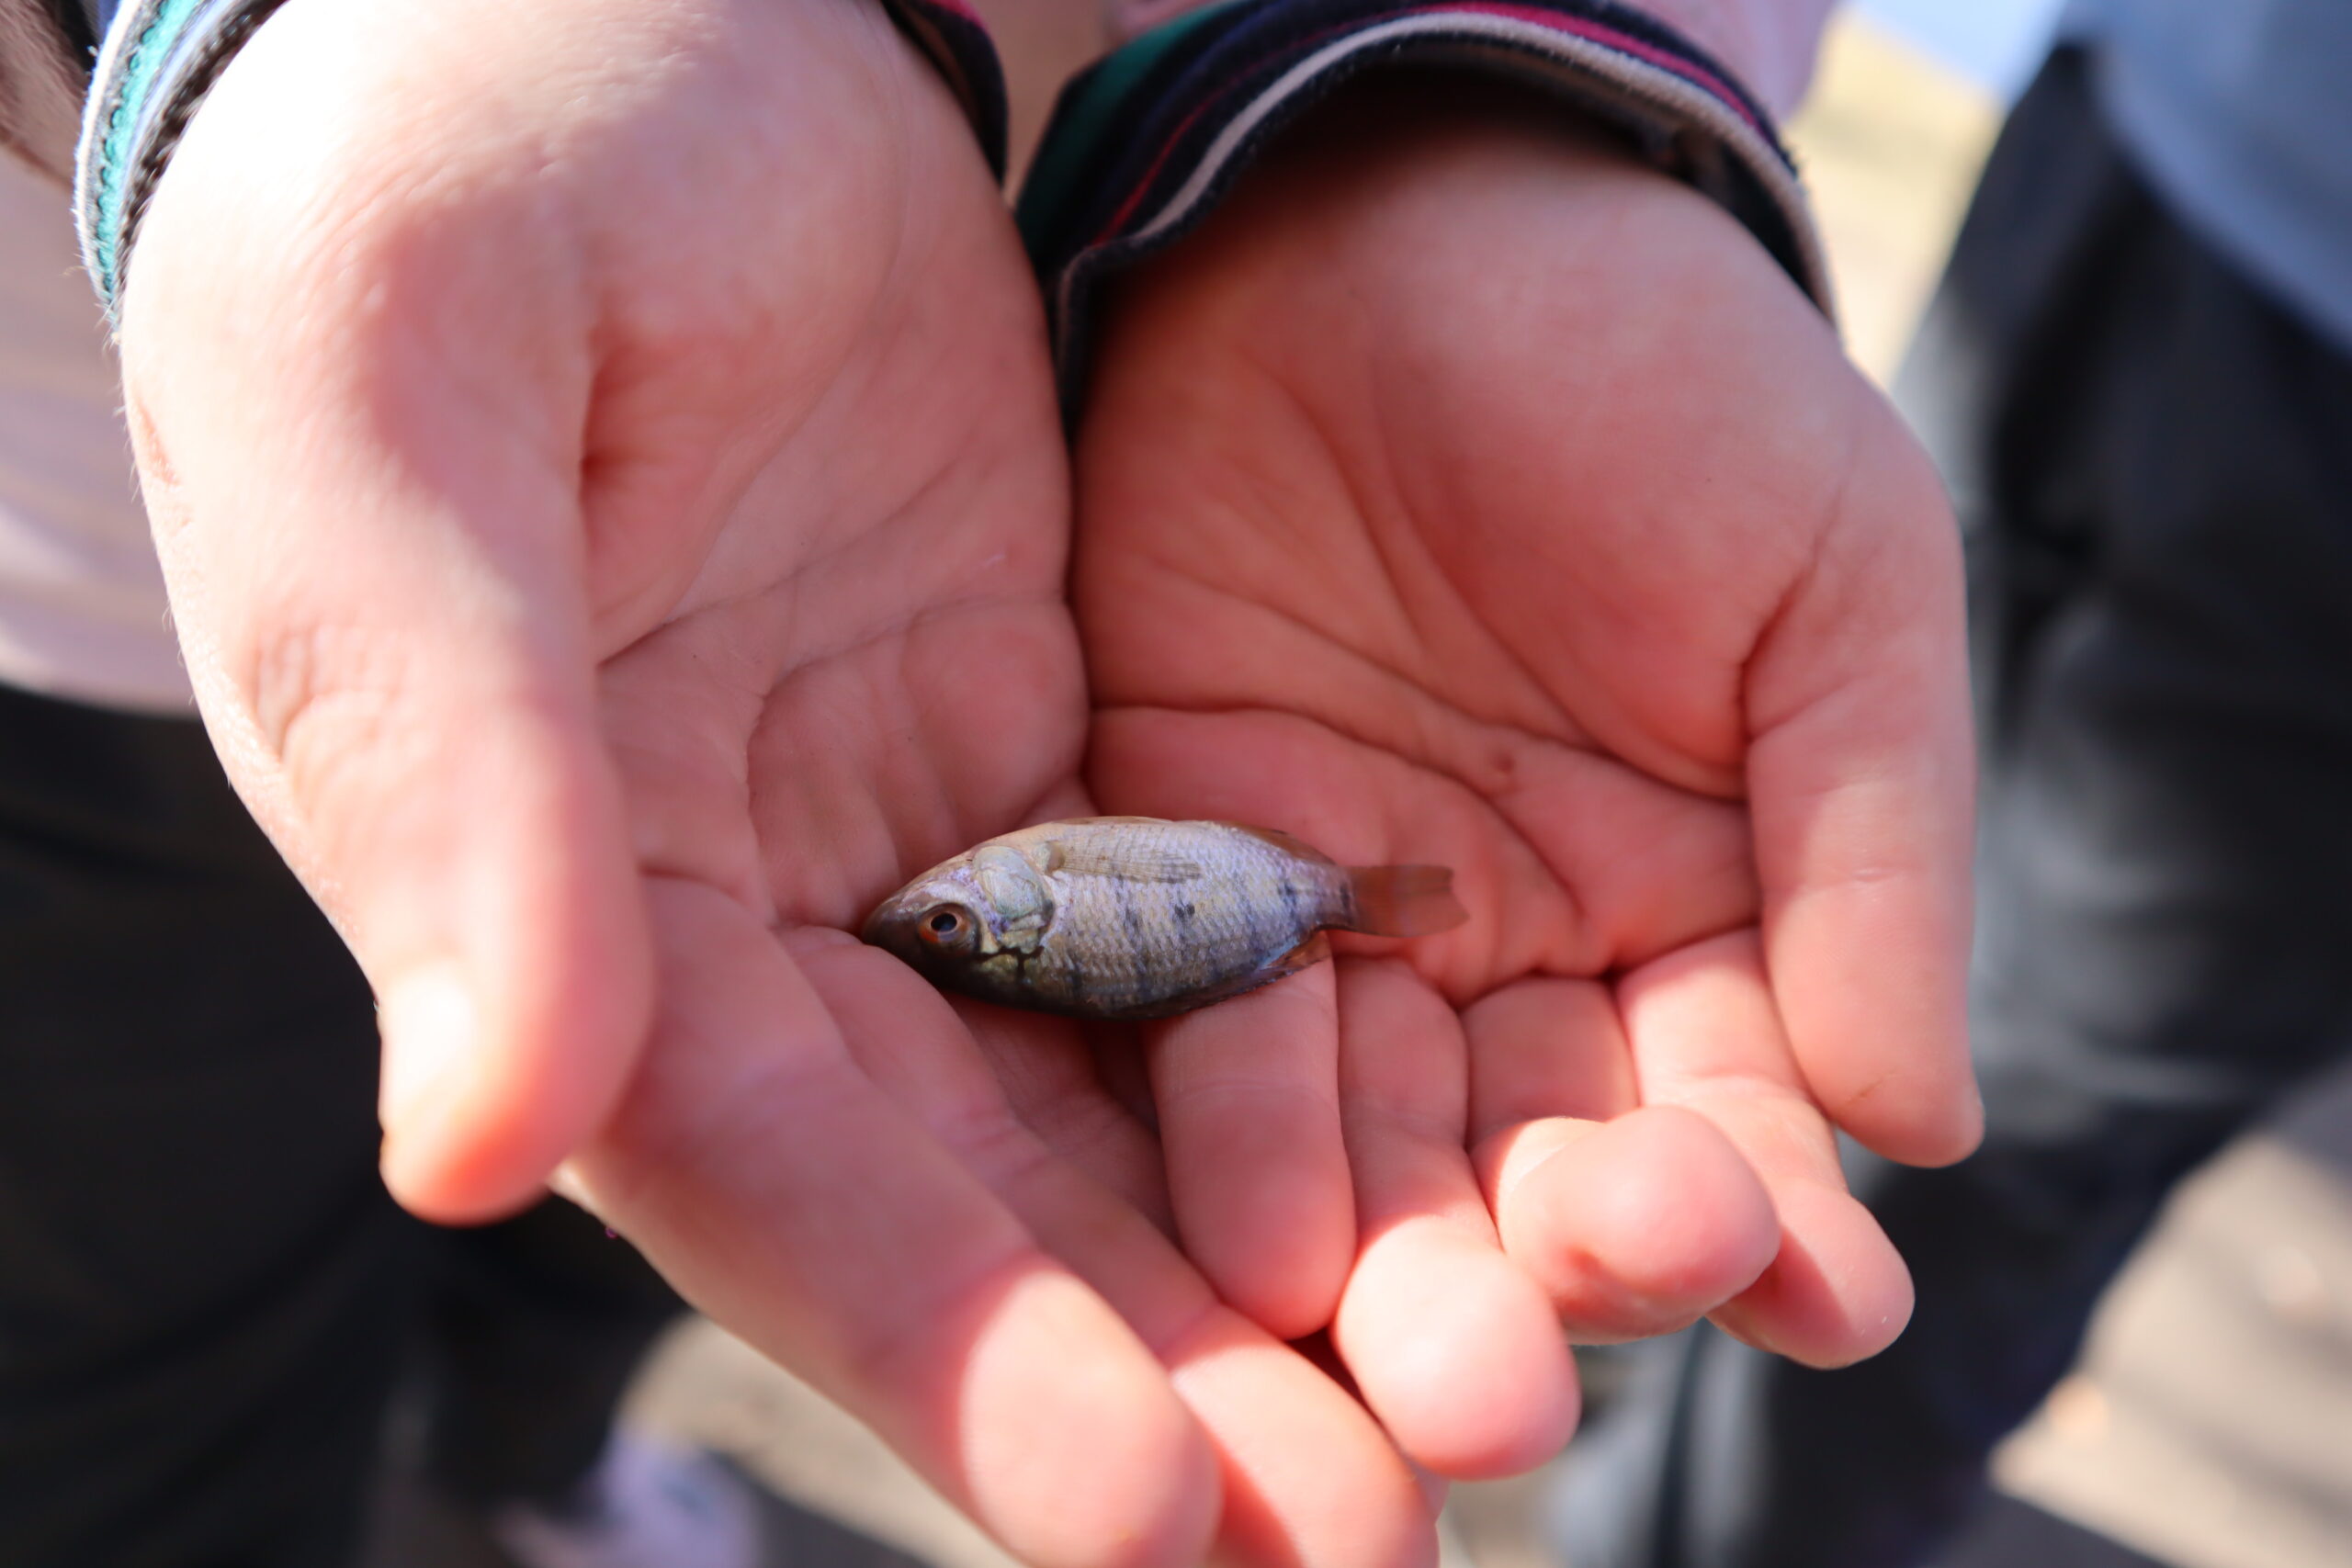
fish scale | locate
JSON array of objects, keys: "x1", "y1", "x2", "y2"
[{"x1": 1041, "y1": 833, "x2": 1348, "y2": 1016}]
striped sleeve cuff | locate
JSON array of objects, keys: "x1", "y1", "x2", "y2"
[
  {"x1": 73, "y1": 0, "x2": 1009, "y2": 316},
  {"x1": 1016, "y1": 0, "x2": 1832, "y2": 411}
]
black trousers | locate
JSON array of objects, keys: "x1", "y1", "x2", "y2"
[
  {"x1": 1556, "y1": 50, "x2": 2352, "y2": 1568},
  {"x1": 0, "y1": 684, "x2": 681, "y2": 1567}
]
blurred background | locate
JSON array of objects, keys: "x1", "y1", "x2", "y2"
[{"x1": 373, "y1": 6, "x2": 2352, "y2": 1566}]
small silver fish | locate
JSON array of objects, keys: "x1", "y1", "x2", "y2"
[{"x1": 862, "y1": 817, "x2": 1466, "y2": 1021}]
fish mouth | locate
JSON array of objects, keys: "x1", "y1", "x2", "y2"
[{"x1": 859, "y1": 891, "x2": 911, "y2": 950}]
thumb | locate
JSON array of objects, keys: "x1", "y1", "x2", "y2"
[
  {"x1": 1745, "y1": 398, "x2": 1980, "y2": 1170},
  {"x1": 118, "y1": 120, "x2": 649, "y2": 1224}
]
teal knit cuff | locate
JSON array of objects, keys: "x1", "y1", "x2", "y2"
[
  {"x1": 75, "y1": 0, "x2": 284, "y2": 314},
  {"x1": 74, "y1": 0, "x2": 1012, "y2": 318}
]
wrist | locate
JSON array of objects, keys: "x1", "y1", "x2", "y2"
[
  {"x1": 1096, "y1": 70, "x2": 1761, "y2": 370},
  {"x1": 1017, "y1": 0, "x2": 1830, "y2": 411},
  {"x1": 74, "y1": 0, "x2": 1011, "y2": 312}
]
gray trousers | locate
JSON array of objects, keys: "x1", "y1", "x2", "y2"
[{"x1": 1555, "y1": 48, "x2": 2352, "y2": 1568}]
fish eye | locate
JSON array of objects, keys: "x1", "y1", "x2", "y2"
[{"x1": 918, "y1": 906, "x2": 973, "y2": 946}]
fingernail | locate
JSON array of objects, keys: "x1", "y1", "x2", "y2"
[{"x1": 379, "y1": 964, "x2": 480, "y2": 1137}]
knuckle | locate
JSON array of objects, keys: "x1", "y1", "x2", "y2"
[{"x1": 244, "y1": 618, "x2": 428, "y2": 825}]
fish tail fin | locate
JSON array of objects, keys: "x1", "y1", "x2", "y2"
[{"x1": 1344, "y1": 865, "x2": 1466, "y2": 939}]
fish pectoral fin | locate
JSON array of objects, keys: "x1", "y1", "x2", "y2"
[
  {"x1": 1269, "y1": 930, "x2": 1333, "y2": 978},
  {"x1": 1345, "y1": 865, "x2": 1467, "y2": 938}
]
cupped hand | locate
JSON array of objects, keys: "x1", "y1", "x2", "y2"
[
  {"x1": 114, "y1": 0, "x2": 1441, "y2": 1561},
  {"x1": 1063, "y1": 80, "x2": 1979, "y2": 1476}
]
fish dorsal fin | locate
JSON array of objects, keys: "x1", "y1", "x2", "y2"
[
  {"x1": 1229, "y1": 823, "x2": 1338, "y2": 866},
  {"x1": 1046, "y1": 828, "x2": 1204, "y2": 884},
  {"x1": 1051, "y1": 844, "x2": 1203, "y2": 883}
]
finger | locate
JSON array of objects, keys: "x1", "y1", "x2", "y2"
[
  {"x1": 571, "y1": 882, "x2": 1217, "y2": 1568},
  {"x1": 1332, "y1": 961, "x2": 1577, "y2": 1478},
  {"x1": 119, "y1": 188, "x2": 645, "y2": 1221},
  {"x1": 1745, "y1": 411, "x2": 1980, "y2": 1167},
  {"x1": 1619, "y1": 931, "x2": 1914, "y2": 1367},
  {"x1": 1148, "y1": 963, "x2": 1356, "y2": 1339},
  {"x1": 960, "y1": 1006, "x2": 1177, "y2": 1234},
  {"x1": 1464, "y1": 976, "x2": 1636, "y2": 1132},
  {"x1": 1462, "y1": 979, "x2": 1779, "y2": 1340},
  {"x1": 1476, "y1": 1111, "x2": 1779, "y2": 1342},
  {"x1": 808, "y1": 932, "x2": 1437, "y2": 1568}
]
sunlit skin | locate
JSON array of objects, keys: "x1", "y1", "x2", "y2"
[
  {"x1": 97, "y1": 0, "x2": 1976, "y2": 1549},
  {"x1": 1061, "y1": 80, "x2": 1981, "y2": 1469},
  {"x1": 111, "y1": 0, "x2": 1454, "y2": 1561}
]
